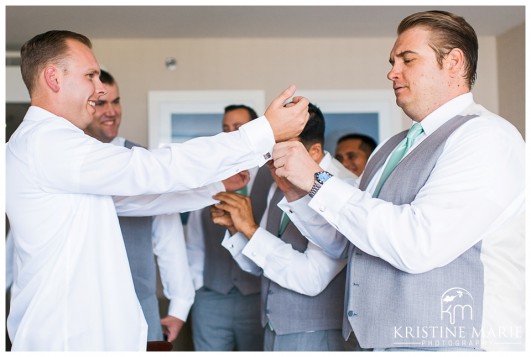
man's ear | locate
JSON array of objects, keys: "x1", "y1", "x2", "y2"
[
  {"x1": 308, "y1": 142, "x2": 323, "y2": 162},
  {"x1": 445, "y1": 48, "x2": 466, "y2": 79},
  {"x1": 44, "y1": 66, "x2": 60, "y2": 92}
]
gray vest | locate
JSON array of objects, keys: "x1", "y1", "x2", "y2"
[
  {"x1": 202, "y1": 165, "x2": 273, "y2": 295},
  {"x1": 262, "y1": 188, "x2": 346, "y2": 335},
  {"x1": 119, "y1": 139, "x2": 156, "y2": 301},
  {"x1": 345, "y1": 115, "x2": 484, "y2": 349}
]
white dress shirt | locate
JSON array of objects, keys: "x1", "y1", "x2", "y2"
[
  {"x1": 5, "y1": 106, "x2": 275, "y2": 351},
  {"x1": 222, "y1": 152, "x2": 356, "y2": 296}
]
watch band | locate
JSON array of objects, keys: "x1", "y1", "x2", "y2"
[{"x1": 308, "y1": 181, "x2": 322, "y2": 198}]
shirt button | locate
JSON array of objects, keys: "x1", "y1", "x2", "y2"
[{"x1": 319, "y1": 206, "x2": 326, "y2": 212}]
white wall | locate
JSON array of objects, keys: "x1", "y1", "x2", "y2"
[
  {"x1": 497, "y1": 23, "x2": 525, "y2": 138},
  {"x1": 6, "y1": 66, "x2": 30, "y2": 103},
  {"x1": 92, "y1": 36, "x2": 500, "y2": 146}
]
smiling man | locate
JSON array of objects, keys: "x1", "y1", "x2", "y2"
[{"x1": 5, "y1": 30, "x2": 309, "y2": 351}]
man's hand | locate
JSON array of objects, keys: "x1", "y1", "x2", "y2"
[
  {"x1": 210, "y1": 205, "x2": 237, "y2": 236},
  {"x1": 160, "y1": 315, "x2": 185, "y2": 343},
  {"x1": 212, "y1": 192, "x2": 259, "y2": 240},
  {"x1": 265, "y1": 85, "x2": 309, "y2": 142},
  {"x1": 222, "y1": 170, "x2": 250, "y2": 192},
  {"x1": 267, "y1": 160, "x2": 308, "y2": 202},
  {"x1": 272, "y1": 141, "x2": 321, "y2": 192}
]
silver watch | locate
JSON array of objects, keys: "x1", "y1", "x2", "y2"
[{"x1": 309, "y1": 171, "x2": 333, "y2": 198}]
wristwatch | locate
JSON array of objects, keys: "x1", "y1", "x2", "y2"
[{"x1": 308, "y1": 171, "x2": 333, "y2": 198}]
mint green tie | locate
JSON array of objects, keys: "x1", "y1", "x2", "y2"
[
  {"x1": 235, "y1": 185, "x2": 248, "y2": 196},
  {"x1": 278, "y1": 212, "x2": 290, "y2": 237},
  {"x1": 373, "y1": 123, "x2": 424, "y2": 197}
]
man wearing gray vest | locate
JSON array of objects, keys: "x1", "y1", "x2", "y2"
[
  {"x1": 186, "y1": 105, "x2": 273, "y2": 351},
  {"x1": 85, "y1": 70, "x2": 193, "y2": 343},
  {"x1": 212, "y1": 103, "x2": 357, "y2": 351},
  {"x1": 271, "y1": 10, "x2": 525, "y2": 352}
]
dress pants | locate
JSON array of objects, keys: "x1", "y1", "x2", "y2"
[{"x1": 191, "y1": 287, "x2": 263, "y2": 351}]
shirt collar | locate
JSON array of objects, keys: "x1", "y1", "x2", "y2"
[
  {"x1": 417, "y1": 93, "x2": 475, "y2": 136},
  {"x1": 319, "y1": 151, "x2": 332, "y2": 168},
  {"x1": 111, "y1": 136, "x2": 126, "y2": 147}
]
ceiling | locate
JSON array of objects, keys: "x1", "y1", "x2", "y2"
[{"x1": 5, "y1": 5, "x2": 526, "y2": 51}]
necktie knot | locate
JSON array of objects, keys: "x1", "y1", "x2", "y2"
[{"x1": 406, "y1": 122, "x2": 424, "y2": 142}]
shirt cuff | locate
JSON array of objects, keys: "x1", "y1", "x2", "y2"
[
  {"x1": 239, "y1": 116, "x2": 275, "y2": 166},
  {"x1": 221, "y1": 230, "x2": 248, "y2": 256},
  {"x1": 307, "y1": 176, "x2": 359, "y2": 221},
  {"x1": 209, "y1": 181, "x2": 225, "y2": 194},
  {"x1": 168, "y1": 296, "x2": 194, "y2": 321},
  {"x1": 242, "y1": 227, "x2": 282, "y2": 268},
  {"x1": 278, "y1": 194, "x2": 314, "y2": 221}
]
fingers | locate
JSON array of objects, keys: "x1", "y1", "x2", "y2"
[
  {"x1": 213, "y1": 191, "x2": 246, "y2": 206},
  {"x1": 291, "y1": 95, "x2": 304, "y2": 103},
  {"x1": 272, "y1": 141, "x2": 300, "y2": 167},
  {"x1": 212, "y1": 214, "x2": 234, "y2": 228},
  {"x1": 210, "y1": 205, "x2": 225, "y2": 219},
  {"x1": 238, "y1": 169, "x2": 250, "y2": 184},
  {"x1": 271, "y1": 84, "x2": 296, "y2": 108}
]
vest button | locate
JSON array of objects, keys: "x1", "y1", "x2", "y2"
[{"x1": 347, "y1": 311, "x2": 357, "y2": 317}]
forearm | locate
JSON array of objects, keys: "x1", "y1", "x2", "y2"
[
  {"x1": 278, "y1": 195, "x2": 349, "y2": 259},
  {"x1": 113, "y1": 182, "x2": 223, "y2": 216},
  {"x1": 242, "y1": 227, "x2": 346, "y2": 296}
]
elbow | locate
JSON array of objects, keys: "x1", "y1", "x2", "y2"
[
  {"x1": 394, "y1": 255, "x2": 443, "y2": 274},
  {"x1": 299, "y1": 285, "x2": 325, "y2": 297}
]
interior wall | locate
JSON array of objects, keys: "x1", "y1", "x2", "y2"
[
  {"x1": 92, "y1": 36, "x2": 500, "y2": 147},
  {"x1": 497, "y1": 23, "x2": 525, "y2": 139}
]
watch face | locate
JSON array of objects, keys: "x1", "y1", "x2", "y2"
[{"x1": 316, "y1": 171, "x2": 332, "y2": 184}]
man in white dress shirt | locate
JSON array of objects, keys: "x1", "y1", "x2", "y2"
[
  {"x1": 212, "y1": 104, "x2": 357, "y2": 351},
  {"x1": 271, "y1": 10, "x2": 525, "y2": 351},
  {"x1": 5, "y1": 30, "x2": 309, "y2": 351}
]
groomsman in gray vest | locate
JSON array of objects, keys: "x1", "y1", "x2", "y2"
[
  {"x1": 271, "y1": 10, "x2": 525, "y2": 352},
  {"x1": 212, "y1": 103, "x2": 357, "y2": 351},
  {"x1": 186, "y1": 105, "x2": 273, "y2": 351},
  {"x1": 85, "y1": 70, "x2": 193, "y2": 343}
]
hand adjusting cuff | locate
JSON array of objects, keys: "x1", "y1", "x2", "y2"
[{"x1": 308, "y1": 171, "x2": 333, "y2": 198}]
